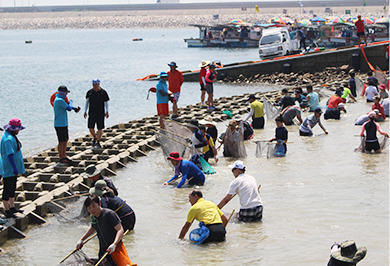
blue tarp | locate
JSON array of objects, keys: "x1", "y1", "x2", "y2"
[{"x1": 310, "y1": 16, "x2": 327, "y2": 22}]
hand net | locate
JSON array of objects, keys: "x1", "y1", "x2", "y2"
[{"x1": 263, "y1": 96, "x2": 280, "y2": 121}]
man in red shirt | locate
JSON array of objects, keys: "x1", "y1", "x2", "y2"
[
  {"x1": 199, "y1": 60, "x2": 210, "y2": 106},
  {"x1": 327, "y1": 89, "x2": 343, "y2": 109},
  {"x1": 355, "y1": 15, "x2": 367, "y2": 46},
  {"x1": 167, "y1": 62, "x2": 184, "y2": 119}
]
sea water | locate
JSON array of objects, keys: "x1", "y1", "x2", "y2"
[{"x1": 0, "y1": 28, "x2": 388, "y2": 265}]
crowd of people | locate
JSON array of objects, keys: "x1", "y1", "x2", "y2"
[{"x1": 1, "y1": 61, "x2": 388, "y2": 264}]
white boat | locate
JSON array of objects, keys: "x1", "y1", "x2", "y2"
[{"x1": 184, "y1": 24, "x2": 261, "y2": 48}]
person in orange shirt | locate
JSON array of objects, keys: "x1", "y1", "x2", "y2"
[
  {"x1": 327, "y1": 89, "x2": 343, "y2": 109},
  {"x1": 354, "y1": 15, "x2": 367, "y2": 46},
  {"x1": 167, "y1": 62, "x2": 184, "y2": 119}
]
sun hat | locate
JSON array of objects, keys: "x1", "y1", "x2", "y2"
[
  {"x1": 58, "y1": 85, "x2": 70, "y2": 93},
  {"x1": 338, "y1": 103, "x2": 345, "y2": 108},
  {"x1": 167, "y1": 151, "x2": 183, "y2": 161},
  {"x1": 371, "y1": 109, "x2": 380, "y2": 115},
  {"x1": 331, "y1": 240, "x2": 366, "y2": 264},
  {"x1": 3, "y1": 118, "x2": 25, "y2": 131},
  {"x1": 185, "y1": 119, "x2": 199, "y2": 129},
  {"x1": 168, "y1": 62, "x2": 178, "y2": 67},
  {"x1": 89, "y1": 180, "x2": 108, "y2": 197},
  {"x1": 248, "y1": 94, "x2": 256, "y2": 101},
  {"x1": 227, "y1": 120, "x2": 237, "y2": 128},
  {"x1": 228, "y1": 160, "x2": 245, "y2": 169},
  {"x1": 368, "y1": 111, "x2": 377, "y2": 118},
  {"x1": 92, "y1": 78, "x2": 100, "y2": 84},
  {"x1": 199, "y1": 115, "x2": 217, "y2": 126},
  {"x1": 198, "y1": 60, "x2": 211, "y2": 68},
  {"x1": 235, "y1": 115, "x2": 242, "y2": 120},
  {"x1": 379, "y1": 84, "x2": 386, "y2": 90},
  {"x1": 314, "y1": 108, "x2": 323, "y2": 114},
  {"x1": 158, "y1": 71, "x2": 169, "y2": 78},
  {"x1": 83, "y1": 164, "x2": 102, "y2": 178}
]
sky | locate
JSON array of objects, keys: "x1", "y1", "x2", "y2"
[{"x1": 0, "y1": 0, "x2": 265, "y2": 7}]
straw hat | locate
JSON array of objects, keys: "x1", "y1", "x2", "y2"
[
  {"x1": 198, "y1": 60, "x2": 211, "y2": 68},
  {"x1": 199, "y1": 115, "x2": 217, "y2": 126},
  {"x1": 331, "y1": 240, "x2": 366, "y2": 264},
  {"x1": 82, "y1": 164, "x2": 101, "y2": 178}
]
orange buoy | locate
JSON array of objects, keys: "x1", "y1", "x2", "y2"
[{"x1": 50, "y1": 92, "x2": 69, "y2": 107}]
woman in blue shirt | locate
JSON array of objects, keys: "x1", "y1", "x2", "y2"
[{"x1": 1, "y1": 118, "x2": 26, "y2": 218}]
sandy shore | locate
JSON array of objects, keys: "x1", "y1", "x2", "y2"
[{"x1": 0, "y1": 6, "x2": 387, "y2": 30}]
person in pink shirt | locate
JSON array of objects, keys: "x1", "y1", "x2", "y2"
[
  {"x1": 372, "y1": 96, "x2": 386, "y2": 122},
  {"x1": 360, "y1": 111, "x2": 389, "y2": 153},
  {"x1": 205, "y1": 64, "x2": 217, "y2": 110},
  {"x1": 198, "y1": 60, "x2": 210, "y2": 106}
]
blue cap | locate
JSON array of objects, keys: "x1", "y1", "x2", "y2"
[
  {"x1": 92, "y1": 78, "x2": 100, "y2": 84},
  {"x1": 159, "y1": 72, "x2": 169, "y2": 78}
]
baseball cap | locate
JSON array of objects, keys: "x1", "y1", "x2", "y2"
[
  {"x1": 58, "y1": 85, "x2": 70, "y2": 93},
  {"x1": 168, "y1": 62, "x2": 177, "y2": 67},
  {"x1": 92, "y1": 78, "x2": 100, "y2": 84},
  {"x1": 228, "y1": 160, "x2": 245, "y2": 170}
]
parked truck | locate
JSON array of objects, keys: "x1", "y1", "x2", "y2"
[{"x1": 258, "y1": 27, "x2": 300, "y2": 59}]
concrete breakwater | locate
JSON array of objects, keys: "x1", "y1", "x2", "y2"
[{"x1": 0, "y1": 90, "x2": 279, "y2": 247}]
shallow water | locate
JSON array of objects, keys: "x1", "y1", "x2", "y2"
[
  {"x1": 1, "y1": 95, "x2": 389, "y2": 265},
  {"x1": 0, "y1": 27, "x2": 389, "y2": 265}
]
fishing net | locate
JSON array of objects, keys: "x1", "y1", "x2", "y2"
[
  {"x1": 163, "y1": 120, "x2": 192, "y2": 138},
  {"x1": 223, "y1": 123, "x2": 247, "y2": 158},
  {"x1": 46, "y1": 197, "x2": 89, "y2": 223},
  {"x1": 354, "y1": 136, "x2": 389, "y2": 152},
  {"x1": 58, "y1": 249, "x2": 94, "y2": 266},
  {"x1": 355, "y1": 77, "x2": 364, "y2": 97},
  {"x1": 263, "y1": 96, "x2": 280, "y2": 121},
  {"x1": 155, "y1": 124, "x2": 192, "y2": 169},
  {"x1": 375, "y1": 66, "x2": 386, "y2": 87},
  {"x1": 255, "y1": 141, "x2": 278, "y2": 158}
]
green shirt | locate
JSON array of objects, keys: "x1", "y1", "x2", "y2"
[
  {"x1": 251, "y1": 100, "x2": 264, "y2": 118},
  {"x1": 342, "y1": 87, "x2": 351, "y2": 99}
]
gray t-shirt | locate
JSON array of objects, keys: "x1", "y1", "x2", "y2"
[
  {"x1": 300, "y1": 114, "x2": 321, "y2": 134},
  {"x1": 382, "y1": 99, "x2": 389, "y2": 117},
  {"x1": 92, "y1": 208, "x2": 121, "y2": 258},
  {"x1": 355, "y1": 114, "x2": 369, "y2": 125},
  {"x1": 283, "y1": 106, "x2": 301, "y2": 123}
]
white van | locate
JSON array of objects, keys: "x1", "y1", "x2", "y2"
[{"x1": 258, "y1": 27, "x2": 300, "y2": 59}]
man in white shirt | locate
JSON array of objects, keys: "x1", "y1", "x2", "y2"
[{"x1": 217, "y1": 160, "x2": 263, "y2": 222}]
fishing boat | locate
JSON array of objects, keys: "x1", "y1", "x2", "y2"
[{"x1": 184, "y1": 23, "x2": 261, "y2": 48}]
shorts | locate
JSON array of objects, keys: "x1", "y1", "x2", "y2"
[
  {"x1": 173, "y1": 92, "x2": 180, "y2": 102},
  {"x1": 55, "y1": 126, "x2": 69, "y2": 142},
  {"x1": 203, "y1": 223, "x2": 226, "y2": 244},
  {"x1": 206, "y1": 84, "x2": 213, "y2": 94},
  {"x1": 357, "y1": 31, "x2": 365, "y2": 37},
  {"x1": 157, "y1": 103, "x2": 169, "y2": 116},
  {"x1": 252, "y1": 117, "x2": 264, "y2": 129},
  {"x1": 200, "y1": 84, "x2": 206, "y2": 91},
  {"x1": 88, "y1": 115, "x2": 105, "y2": 130},
  {"x1": 2, "y1": 176, "x2": 17, "y2": 201},
  {"x1": 239, "y1": 205, "x2": 263, "y2": 222},
  {"x1": 365, "y1": 140, "x2": 380, "y2": 151},
  {"x1": 299, "y1": 130, "x2": 312, "y2": 136},
  {"x1": 121, "y1": 212, "x2": 136, "y2": 231}
]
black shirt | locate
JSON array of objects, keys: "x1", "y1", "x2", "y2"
[
  {"x1": 280, "y1": 95, "x2": 295, "y2": 110},
  {"x1": 275, "y1": 126, "x2": 288, "y2": 140},
  {"x1": 86, "y1": 88, "x2": 110, "y2": 116},
  {"x1": 91, "y1": 208, "x2": 121, "y2": 258},
  {"x1": 101, "y1": 195, "x2": 133, "y2": 219},
  {"x1": 206, "y1": 126, "x2": 218, "y2": 141}
]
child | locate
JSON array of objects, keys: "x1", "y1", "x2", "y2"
[
  {"x1": 269, "y1": 116, "x2": 288, "y2": 156},
  {"x1": 199, "y1": 125, "x2": 218, "y2": 163}
]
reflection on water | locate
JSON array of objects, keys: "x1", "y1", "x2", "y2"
[{"x1": 1, "y1": 96, "x2": 388, "y2": 265}]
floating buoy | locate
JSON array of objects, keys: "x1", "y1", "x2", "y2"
[
  {"x1": 25, "y1": 40, "x2": 32, "y2": 44},
  {"x1": 132, "y1": 38, "x2": 143, "y2": 41}
]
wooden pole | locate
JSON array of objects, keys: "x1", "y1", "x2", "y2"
[
  {"x1": 226, "y1": 209, "x2": 235, "y2": 227},
  {"x1": 51, "y1": 193, "x2": 90, "y2": 202},
  {"x1": 95, "y1": 229, "x2": 130, "y2": 266}
]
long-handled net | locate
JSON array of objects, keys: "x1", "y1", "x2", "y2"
[
  {"x1": 223, "y1": 123, "x2": 247, "y2": 158},
  {"x1": 57, "y1": 249, "x2": 94, "y2": 266},
  {"x1": 355, "y1": 77, "x2": 364, "y2": 97},
  {"x1": 354, "y1": 136, "x2": 389, "y2": 152},
  {"x1": 263, "y1": 96, "x2": 280, "y2": 121},
  {"x1": 46, "y1": 197, "x2": 89, "y2": 223},
  {"x1": 255, "y1": 141, "x2": 277, "y2": 158},
  {"x1": 375, "y1": 66, "x2": 386, "y2": 87}
]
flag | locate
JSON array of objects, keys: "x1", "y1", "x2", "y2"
[
  {"x1": 363, "y1": 0, "x2": 366, "y2": 6},
  {"x1": 331, "y1": 25, "x2": 334, "y2": 33},
  {"x1": 299, "y1": 1, "x2": 303, "y2": 7},
  {"x1": 255, "y1": 5, "x2": 259, "y2": 13},
  {"x1": 213, "y1": 14, "x2": 219, "y2": 20},
  {"x1": 303, "y1": 9, "x2": 306, "y2": 13}
]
